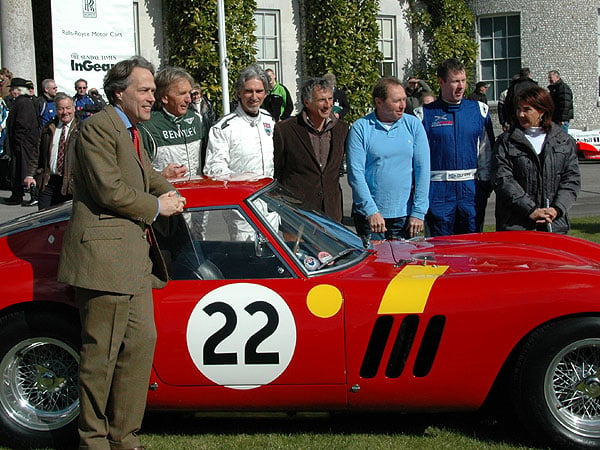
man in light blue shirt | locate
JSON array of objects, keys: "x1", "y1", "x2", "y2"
[{"x1": 347, "y1": 76, "x2": 430, "y2": 244}]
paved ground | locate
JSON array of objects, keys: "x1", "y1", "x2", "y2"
[{"x1": 0, "y1": 162, "x2": 599, "y2": 227}]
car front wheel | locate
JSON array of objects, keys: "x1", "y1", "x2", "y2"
[
  {"x1": 0, "y1": 309, "x2": 80, "y2": 448},
  {"x1": 512, "y1": 317, "x2": 600, "y2": 449}
]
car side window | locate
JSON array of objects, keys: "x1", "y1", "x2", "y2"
[{"x1": 154, "y1": 209, "x2": 293, "y2": 280}]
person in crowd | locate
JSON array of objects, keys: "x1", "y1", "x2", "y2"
[
  {"x1": 468, "y1": 81, "x2": 490, "y2": 104},
  {"x1": 26, "y1": 79, "x2": 36, "y2": 99},
  {"x1": 420, "y1": 91, "x2": 435, "y2": 105},
  {"x1": 0, "y1": 68, "x2": 12, "y2": 99},
  {"x1": 4, "y1": 77, "x2": 40, "y2": 206},
  {"x1": 503, "y1": 67, "x2": 538, "y2": 127},
  {"x1": 204, "y1": 64, "x2": 275, "y2": 240},
  {"x1": 404, "y1": 75, "x2": 431, "y2": 115},
  {"x1": 57, "y1": 56, "x2": 186, "y2": 449},
  {"x1": 35, "y1": 78, "x2": 58, "y2": 127},
  {"x1": 548, "y1": 70, "x2": 574, "y2": 133},
  {"x1": 88, "y1": 87, "x2": 107, "y2": 109},
  {"x1": 24, "y1": 92, "x2": 79, "y2": 209},
  {"x1": 492, "y1": 85, "x2": 580, "y2": 234},
  {"x1": 0, "y1": 95, "x2": 9, "y2": 189},
  {"x1": 347, "y1": 76, "x2": 430, "y2": 244},
  {"x1": 415, "y1": 58, "x2": 494, "y2": 235},
  {"x1": 274, "y1": 77, "x2": 348, "y2": 222},
  {"x1": 263, "y1": 68, "x2": 293, "y2": 122},
  {"x1": 138, "y1": 66, "x2": 204, "y2": 177},
  {"x1": 73, "y1": 78, "x2": 103, "y2": 120},
  {"x1": 204, "y1": 64, "x2": 275, "y2": 178},
  {"x1": 322, "y1": 72, "x2": 350, "y2": 120},
  {"x1": 189, "y1": 83, "x2": 216, "y2": 159}
]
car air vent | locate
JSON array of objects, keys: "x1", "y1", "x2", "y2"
[
  {"x1": 360, "y1": 315, "x2": 393, "y2": 378},
  {"x1": 386, "y1": 315, "x2": 419, "y2": 378},
  {"x1": 413, "y1": 315, "x2": 446, "y2": 377}
]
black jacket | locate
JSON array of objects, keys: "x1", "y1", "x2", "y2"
[
  {"x1": 548, "y1": 79, "x2": 574, "y2": 122},
  {"x1": 492, "y1": 124, "x2": 580, "y2": 233}
]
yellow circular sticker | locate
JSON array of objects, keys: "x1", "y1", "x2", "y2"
[{"x1": 306, "y1": 284, "x2": 343, "y2": 318}]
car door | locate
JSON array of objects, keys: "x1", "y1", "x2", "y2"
[{"x1": 150, "y1": 208, "x2": 347, "y2": 408}]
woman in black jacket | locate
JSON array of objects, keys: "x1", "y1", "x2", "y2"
[{"x1": 492, "y1": 86, "x2": 580, "y2": 233}]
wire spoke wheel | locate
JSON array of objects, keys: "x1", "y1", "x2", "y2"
[{"x1": 0, "y1": 337, "x2": 79, "y2": 432}]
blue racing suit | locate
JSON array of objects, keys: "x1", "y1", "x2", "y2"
[{"x1": 416, "y1": 98, "x2": 493, "y2": 236}]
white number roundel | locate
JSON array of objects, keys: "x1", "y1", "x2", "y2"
[{"x1": 186, "y1": 283, "x2": 297, "y2": 390}]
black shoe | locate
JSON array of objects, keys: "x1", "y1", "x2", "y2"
[
  {"x1": 21, "y1": 198, "x2": 38, "y2": 207},
  {"x1": 4, "y1": 196, "x2": 23, "y2": 205}
]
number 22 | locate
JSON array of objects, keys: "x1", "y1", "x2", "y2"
[{"x1": 202, "y1": 301, "x2": 280, "y2": 365}]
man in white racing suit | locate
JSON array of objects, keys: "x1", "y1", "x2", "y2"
[
  {"x1": 204, "y1": 65, "x2": 276, "y2": 240},
  {"x1": 204, "y1": 64, "x2": 275, "y2": 178}
]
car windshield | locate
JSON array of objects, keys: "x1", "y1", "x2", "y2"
[{"x1": 249, "y1": 184, "x2": 367, "y2": 274}]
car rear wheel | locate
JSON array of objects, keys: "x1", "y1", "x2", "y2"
[
  {"x1": 512, "y1": 317, "x2": 600, "y2": 449},
  {"x1": 0, "y1": 309, "x2": 80, "y2": 448}
]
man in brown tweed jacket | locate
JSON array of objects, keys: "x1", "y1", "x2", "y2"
[{"x1": 58, "y1": 56, "x2": 185, "y2": 450}]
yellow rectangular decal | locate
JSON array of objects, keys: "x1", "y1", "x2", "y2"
[{"x1": 377, "y1": 265, "x2": 449, "y2": 314}]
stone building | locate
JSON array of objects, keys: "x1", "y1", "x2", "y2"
[{"x1": 1, "y1": 0, "x2": 598, "y2": 128}]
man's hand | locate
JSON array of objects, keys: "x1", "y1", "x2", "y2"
[
  {"x1": 529, "y1": 207, "x2": 557, "y2": 224},
  {"x1": 161, "y1": 164, "x2": 188, "y2": 179},
  {"x1": 368, "y1": 212, "x2": 386, "y2": 234},
  {"x1": 406, "y1": 216, "x2": 424, "y2": 238},
  {"x1": 158, "y1": 190, "x2": 186, "y2": 217},
  {"x1": 24, "y1": 176, "x2": 36, "y2": 188}
]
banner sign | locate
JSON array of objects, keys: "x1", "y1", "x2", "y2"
[{"x1": 51, "y1": 0, "x2": 136, "y2": 96}]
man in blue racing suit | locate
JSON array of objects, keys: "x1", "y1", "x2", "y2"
[{"x1": 415, "y1": 58, "x2": 494, "y2": 236}]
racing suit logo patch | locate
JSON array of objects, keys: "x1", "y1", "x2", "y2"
[
  {"x1": 263, "y1": 123, "x2": 273, "y2": 136},
  {"x1": 431, "y1": 114, "x2": 453, "y2": 128}
]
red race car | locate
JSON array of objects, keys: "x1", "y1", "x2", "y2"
[
  {"x1": 569, "y1": 128, "x2": 600, "y2": 161},
  {"x1": 1, "y1": 176, "x2": 600, "y2": 449}
]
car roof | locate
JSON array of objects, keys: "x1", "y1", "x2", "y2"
[{"x1": 170, "y1": 175, "x2": 273, "y2": 208}]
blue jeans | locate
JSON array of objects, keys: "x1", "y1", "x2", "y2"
[{"x1": 352, "y1": 213, "x2": 409, "y2": 242}]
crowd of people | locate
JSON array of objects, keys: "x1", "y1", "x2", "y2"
[
  {"x1": 0, "y1": 56, "x2": 582, "y2": 448},
  {"x1": 0, "y1": 60, "x2": 581, "y2": 233}
]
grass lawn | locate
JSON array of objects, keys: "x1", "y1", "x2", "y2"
[{"x1": 10, "y1": 219, "x2": 600, "y2": 450}]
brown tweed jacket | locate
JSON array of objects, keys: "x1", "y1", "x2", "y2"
[
  {"x1": 57, "y1": 106, "x2": 174, "y2": 294},
  {"x1": 273, "y1": 113, "x2": 348, "y2": 222}
]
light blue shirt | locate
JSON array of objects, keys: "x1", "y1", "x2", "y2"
[{"x1": 347, "y1": 111, "x2": 430, "y2": 219}]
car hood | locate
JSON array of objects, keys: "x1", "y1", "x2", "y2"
[{"x1": 370, "y1": 231, "x2": 600, "y2": 274}]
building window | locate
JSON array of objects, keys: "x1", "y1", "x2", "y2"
[
  {"x1": 254, "y1": 10, "x2": 281, "y2": 80},
  {"x1": 479, "y1": 15, "x2": 521, "y2": 101},
  {"x1": 377, "y1": 16, "x2": 396, "y2": 77}
]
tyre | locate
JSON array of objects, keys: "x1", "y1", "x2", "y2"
[
  {"x1": 512, "y1": 317, "x2": 600, "y2": 449},
  {"x1": 0, "y1": 308, "x2": 80, "y2": 448}
]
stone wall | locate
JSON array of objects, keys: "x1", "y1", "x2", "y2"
[{"x1": 469, "y1": 0, "x2": 600, "y2": 130}]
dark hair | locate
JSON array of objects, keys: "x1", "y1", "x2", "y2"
[
  {"x1": 514, "y1": 86, "x2": 554, "y2": 132},
  {"x1": 103, "y1": 56, "x2": 155, "y2": 105},
  {"x1": 372, "y1": 76, "x2": 403, "y2": 104},
  {"x1": 437, "y1": 58, "x2": 465, "y2": 81},
  {"x1": 519, "y1": 67, "x2": 531, "y2": 78},
  {"x1": 154, "y1": 66, "x2": 194, "y2": 108},
  {"x1": 300, "y1": 77, "x2": 331, "y2": 105},
  {"x1": 74, "y1": 78, "x2": 88, "y2": 89}
]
